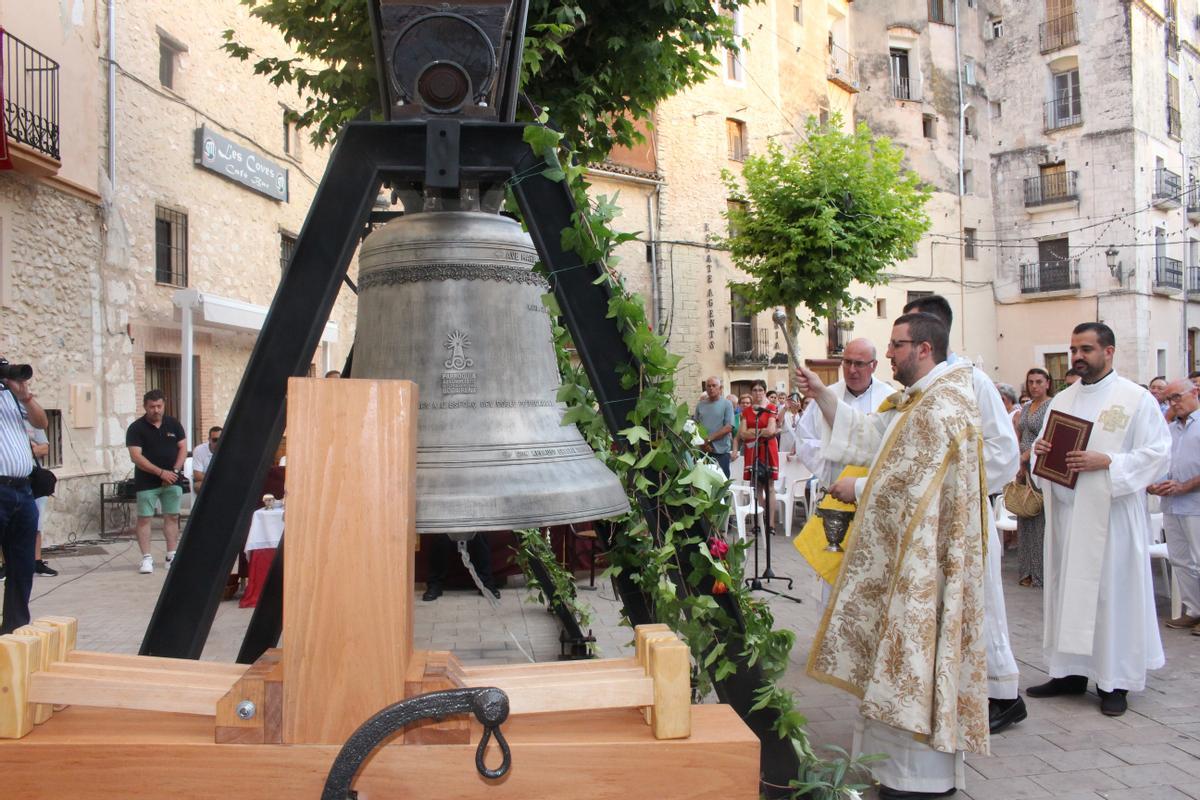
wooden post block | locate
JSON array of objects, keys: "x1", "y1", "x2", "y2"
[
  {"x1": 13, "y1": 626, "x2": 55, "y2": 723},
  {"x1": 634, "y1": 624, "x2": 673, "y2": 667},
  {"x1": 33, "y1": 616, "x2": 77, "y2": 660},
  {"x1": 282, "y1": 378, "x2": 418, "y2": 745},
  {"x1": 0, "y1": 635, "x2": 38, "y2": 738},
  {"x1": 648, "y1": 638, "x2": 691, "y2": 739},
  {"x1": 634, "y1": 626, "x2": 677, "y2": 723}
]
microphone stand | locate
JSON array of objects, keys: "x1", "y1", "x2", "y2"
[{"x1": 743, "y1": 403, "x2": 800, "y2": 602}]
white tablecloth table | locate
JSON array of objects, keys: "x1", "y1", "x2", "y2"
[
  {"x1": 241, "y1": 507, "x2": 284, "y2": 609},
  {"x1": 246, "y1": 507, "x2": 285, "y2": 553}
]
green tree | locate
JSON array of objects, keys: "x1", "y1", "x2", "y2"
[
  {"x1": 720, "y1": 115, "x2": 931, "y2": 370},
  {"x1": 222, "y1": 0, "x2": 748, "y2": 164}
]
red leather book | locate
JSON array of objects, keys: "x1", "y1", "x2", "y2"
[{"x1": 1033, "y1": 410, "x2": 1093, "y2": 489}]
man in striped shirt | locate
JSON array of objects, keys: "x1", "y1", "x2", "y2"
[{"x1": 0, "y1": 357, "x2": 49, "y2": 634}]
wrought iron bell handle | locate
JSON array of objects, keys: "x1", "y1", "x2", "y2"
[{"x1": 321, "y1": 686, "x2": 512, "y2": 800}]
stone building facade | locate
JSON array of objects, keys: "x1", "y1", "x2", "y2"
[
  {"x1": 850, "y1": 0, "x2": 1001, "y2": 375},
  {"x1": 988, "y1": 0, "x2": 1200, "y2": 385},
  {"x1": 2, "y1": 1, "x2": 352, "y2": 546}
]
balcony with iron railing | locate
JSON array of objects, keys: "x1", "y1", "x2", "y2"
[
  {"x1": 1188, "y1": 185, "x2": 1200, "y2": 221},
  {"x1": 1167, "y1": 22, "x2": 1180, "y2": 62},
  {"x1": 891, "y1": 75, "x2": 920, "y2": 102},
  {"x1": 1044, "y1": 94, "x2": 1082, "y2": 132},
  {"x1": 1168, "y1": 106, "x2": 1182, "y2": 139},
  {"x1": 1021, "y1": 259, "x2": 1080, "y2": 294},
  {"x1": 1040, "y1": 12, "x2": 1078, "y2": 53},
  {"x1": 1188, "y1": 266, "x2": 1200, "y2": 294},
  {"x1": 1154, "y1": 256, "x2": 1184, "y2": 292},
  {"x1": 1154, "y1": 167, "x2": 1183, "y2": 208},
  {"x1": 2, "y1": 29, "x2": 61, "y2": 163},
  {"x1": 726, "y1": 324, "x2": 772, "y2": 368},
  {"x1": 827, "y1": 42, "x2": 860, "y2": 92},
  {"x1": 1024, "y1": 171, "x2": 1079, "y2": 208}
]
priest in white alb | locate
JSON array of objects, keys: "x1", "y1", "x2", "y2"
[
  {"x1": 1029, "y1": 322, "x2": 1169, "y2": 716},
  {"x1": 796, "y1": 312, "x2": 988, "y2": 800}
]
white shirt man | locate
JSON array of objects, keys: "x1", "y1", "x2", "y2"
[
  {"x1": 1149, "y1": 379, "x2": 1200, "y2": 634},
  {"x1": 191, "y1": 426, "x2": 222, "y2": 490},
  {"x1": 1030, "y1": 323, "x2": 1170, "y2": 717},
  {"x1": 793, "y1": 338, "x2": 892, "y2": 488}
]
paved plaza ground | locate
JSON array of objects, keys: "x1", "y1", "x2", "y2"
[{"x1": 21, "y1": 519, "x2": 1200, "y2": 800}]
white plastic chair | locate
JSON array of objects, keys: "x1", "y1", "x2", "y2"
[
  {"x1": 773, "y1": 475, "x2": 794, "y2": 536},
  {"x1": 1147, "y1": 511, "x2": 1183, "y2": 620},
  {"x1": 728, "y1": 483, "x2": 754, "y2": 542},
  {"x1": 994, "y1": 498, "x2": 1018, "y2": 534},
  {"x1": 791, "y1": 475, "x2": 819, "y2": 526}
]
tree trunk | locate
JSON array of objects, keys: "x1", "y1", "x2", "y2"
[{"x1": 785, "y1": 307, "x2": 803, "y2": 392}]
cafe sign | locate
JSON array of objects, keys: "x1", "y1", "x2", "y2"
[{"x1": 194, "y1": 125, "x2": 288, "y2": 202}]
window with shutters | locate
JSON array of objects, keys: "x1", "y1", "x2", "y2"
[{"x1": 727, "y1": 119, "x2": 748, "y2": 161}]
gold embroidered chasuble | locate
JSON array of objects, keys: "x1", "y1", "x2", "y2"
[{"x1": 806, "y1": 363, "x2": 990, "y2": 756}]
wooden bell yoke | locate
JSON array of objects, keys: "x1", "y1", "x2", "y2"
[{"x1": 0, "y1": 379, "x2": 758, "y2": 798}]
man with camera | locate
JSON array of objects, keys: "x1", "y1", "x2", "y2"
[
  {"x1": 0, "y1": 357, "x2": 49, "y2": 634},
  {"x1": 126, "y1": 389, "x2": 187, "y2": 574}
]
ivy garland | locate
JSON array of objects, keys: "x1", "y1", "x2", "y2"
[{"x1": 513, "y1": 117, "x2": 877, "y2": 799}]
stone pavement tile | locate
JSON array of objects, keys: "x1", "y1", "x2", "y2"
[
  {"x1": 962, "y1": 775, "x2": 1052, "y2": 800},
  {"x1": 1099, "y1": 763, "x2": 1196, "y2": 788},
  {"x1": 983, "y1": 733, "x2": 1063, "y2": 757},
  {"x1": 1103, "y1": 743, "x2": 1195, "y2": 765},
  {"x1": 1035, "y1": 747, "x2": 1125, "y2": 772},
  {"x1": 1118, "y1": 709, "x2": 1176, "y2": 728},
  {"x1": 1174, "y1": 738, "x2": 1200, "y2": 758},
  {"x1": 1096, "y1": 786, "x2": 1197, "y2": 800},
  {"x1": 1053, "y1": 712, "x2": 1135, "y2": 734},
  {"x1": 1029, "y1": 768, "x2": 1126, "y2": 794},
  {"x1": 1107, "y1": 723, "x2": 1198, "y2": 745},
  {"x1": 1177, "y1": 781, "x2": 1200, "y2": 800},
  {"x1": 990, "y1": 714, "x2": 1069, "y2": 737},
  {"x1": 1043, "y1": 731, "x2": 1124, "y2": 751},
  {"x1": 967, "y1": 754, "x2": 1054, "y2": 779},
  {"x1": 1171, "y1": 755, "x2": 1200, "y2": 779},
  {"x1": 795, "y1": 706, "x2": 835, "y2": 722}
]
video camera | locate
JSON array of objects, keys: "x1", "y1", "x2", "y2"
[{"x1": 0, "y1": 358, "x2": 33, "y2": 382}]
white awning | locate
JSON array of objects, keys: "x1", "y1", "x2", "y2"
[{"x1": 172, "y1": 289, "x2": 339, "y2": 343}]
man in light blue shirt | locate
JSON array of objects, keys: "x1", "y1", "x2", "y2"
[
  {"x1": 694, "y1": 376, "x2": 735, "y2": 477},
  {"x1": 0, "y1": 357, "x2": 49, "y2": 634},
  {"x1": 1150, "y1": 378, "x2": 1200, "y2": 633}
]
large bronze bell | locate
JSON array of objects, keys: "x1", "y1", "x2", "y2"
[{"x1": 354, "y1": 207, "x2": 631, "y2": 534}]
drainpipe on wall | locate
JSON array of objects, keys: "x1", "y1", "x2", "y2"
[
  {"x1": 953, "y1": 0, "x2": 966, "y2": 353},
  {"x1": 107, "y1": 0, "x2": 116, "y2": 189},
  {"x1": 174, "y1": 290, "x2": 198, "y2": 446}
]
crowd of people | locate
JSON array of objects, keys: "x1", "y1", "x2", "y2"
[{"x1": 692, "y1": 294, "x2": 1195, "y2": 800}]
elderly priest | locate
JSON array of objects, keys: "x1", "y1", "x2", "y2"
[
  {"x1": 795, "y1": 312, "x2": 988, "y2": 800},
  {"x1": 1030, "y1": 322, "x2": 1169, "y2": 717}
]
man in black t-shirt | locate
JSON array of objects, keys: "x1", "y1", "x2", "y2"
[{"x1": 125, "y1": 389, "x2": 187, "y2": 574}]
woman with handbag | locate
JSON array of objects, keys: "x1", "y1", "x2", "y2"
[{"x1": 1015, "y1": 368, "x2": 1054, "y2": 587}]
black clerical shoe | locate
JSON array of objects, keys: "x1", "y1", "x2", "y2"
[
  {"x1": 421, "y1": 584, "x2": 443, "y2": 602},
  {"x1": 989, "y1": 696, "x2": 1028, "y2": 734},
  {"x1": 1098, "y1": 688, "x2": 1127, "y2": 717},
  {"x1": 1026, "y1": 675, "x2": 1087, "y2": 698},
  {"x1": 877, "y1": 785, "x2": 956, "y2": 800}
]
